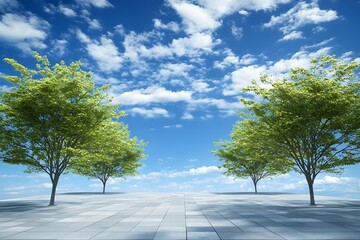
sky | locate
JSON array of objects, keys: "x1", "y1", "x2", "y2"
[{"x1": 0, "y1": 0, "x2": 360, "y2": 200}]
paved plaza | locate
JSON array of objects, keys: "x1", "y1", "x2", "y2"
[{"x1": 0, "y1": 192, "x2": 359, "y2": 240}]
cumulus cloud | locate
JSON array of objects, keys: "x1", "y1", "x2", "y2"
[
  {"x1": 171, "y1": 32, "x2": 217, "y2": 56},
  {"x1": 129, "y1": 107, "x2": 170, "y2": 118},
  {"x1": 224, "y1": 46, "x2": 332, "y2": 95},
  {"x1": 182, "y1": 112, "x2": 194, "y2": 120},
  {"x1": 76, "y1": 30, "x2": 122, "y2": 72},
  {"x1": 50, "y1": 39, "x2": 68, "y2": 56},
  {"x1": 76, "y1": 0, "x2": 113, "y2": 8},
  {"x1": 59, "y1": 4, "x2": 77, "y2": 17},
  {"x1": 264, "y1": 1, "x2": 338, "y2": 41},
  {"x1": 197, "y1": 0, "x2": 291, "y2": 17},
  {"x1": 132, "y1": 165, "x2": 220, "y2": 180},
  {"x1": 231, "y1": 23, "x2": 243, "y2": 39},
  {"x1": 279, "y1": 31, "x2": 304, "y2": 41},
  {"x1": 153, "y1": 19, "x2": 180, "y2": 32},
  {"x1": 123, "y1": 31, "x2": 217, "y2": 64},
  {"x1": 170, "y1": 0, "x2": 290, "y2": 35},
  {"x1": 159, "y1": 63, "x2": 193, "y2": 80},
  {"x1": 215, "y1": 51, "x2": 257, "y2": 69},
  {"x1": 0, "y1": 13, "x2": 50, "y2": 53},
  {"x1": 189, "y1": 98, "x2": 245, "y2": 115},
  {"x1": 170, "y1": 0, "x2": 221, "y2": 34},
  {"x1": 112, "y1": 86, "x2": 192, "y2": 105},
  {"x1": 0, "y1": 0, "x2": 19, "y2": 12},
  {"x1": 191, "y1": 80, "x2": 213, "y2": 93}
]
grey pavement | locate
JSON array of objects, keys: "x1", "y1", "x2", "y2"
[{"x1": 0, "y1": 192, "x2": 359, "y2": 240}]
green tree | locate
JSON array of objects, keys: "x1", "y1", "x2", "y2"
[
  {"x1": 243, "y1": 55, "x2": 360, "y2": 205},
  {"x1": 71, "y1": 121, "x2": 146, "y2": 194},
  {"x1": 0, "y1": 53, "x2": 120, "y2": 205},
  {"x1": 214, "y1": 118, "x2": 292, "y2": 193}
]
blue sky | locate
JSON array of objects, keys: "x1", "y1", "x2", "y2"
[{"x1": 0, "y1": 0, "x2": 360, "y2": 200}]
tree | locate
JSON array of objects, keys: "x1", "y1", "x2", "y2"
[
  {"x1": 214, "y1": 117, "x2": 292, "y2": 193},
  {"x1": 0, "y1": 53, "x2": 120, "y2": 205},
  {"x1": 71, "y1": 121, "x2": 146, "y2": 194},
  {"x1": 243, "y1": 55, "x2": 360, "y2": 205}
]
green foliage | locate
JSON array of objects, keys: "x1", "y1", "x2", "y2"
[
  {"x1": 214, "y1": 116, "x2": 292, "y2": 193},
  {"x1": 242, "y1": 55, "x2": 360, "y2": 204},
  {"x1": 0, "y1": 53, "x2": 126, "y2": 205},
  {"x1": 71, "y1": 121, "x2": 146, "y2": 193}
]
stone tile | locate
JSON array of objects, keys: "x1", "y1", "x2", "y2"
[
  {"x1": 0, "y1": 192, "x2": 359, "y2": 240},
  {"x1": 187, "y1": 231, "x2": 220, "y2": 240},
  {"x1": 153, "y1": 231, "x2": 186, "y2": 240}
]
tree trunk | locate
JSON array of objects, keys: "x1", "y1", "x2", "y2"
[
  {"x1": 49, "y1": 174, "x2": 60, "y2": 206},
  {"x1": 102, "y1": 179, "x2": 107, "y2": 194},
  {"x1": 252, "y1": 178, "x2": 258, "y2": 194},
  {"x1": 306, "y1": 177, "x2": 316, "y2": 206}
]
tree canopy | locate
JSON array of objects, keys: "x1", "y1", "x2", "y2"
[
  {"x1": 214, "y1": 116, "x2": 292, "y2": 193},
  {"x1": 0, "y1": 53, "x2": 139, "y2": 205},
  {"x1": 71, "y1": 120, "x2": 146, "y2": 194},
  {"x1": 242, "y1": 55, "x2": 360, "y2": 205}
]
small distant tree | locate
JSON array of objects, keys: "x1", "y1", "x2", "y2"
[
  {"x1": 214, "y1": 118, "x2": 292, "y2": 193},
  {"x1": 71, "y1": 121, "x2": 146, "y2": 194},
  {"x1": 243, "y1": 55, "x2": 360, "y2": 205},
  {"x1": 0, "y1": 53, "x2": 121, "y2": 205}
]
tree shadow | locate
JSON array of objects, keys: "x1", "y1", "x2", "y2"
[
  {"x1": 60, "y1": 192, "x2": 125, "y2": 195},
  {"x1": 0, "y1": 201, "x2": 48, "y2": 212},
  {"x1": 213, "y1": 192, "x2": 294, "y2": 195}
]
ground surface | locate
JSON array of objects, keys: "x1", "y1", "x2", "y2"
[{"x1": 0, "y1": 192, "x2": 359, "y2": 240}]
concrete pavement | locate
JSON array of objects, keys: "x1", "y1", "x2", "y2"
[{"x1": 0, "y1": 192, "x2": 359, "y2": 239}]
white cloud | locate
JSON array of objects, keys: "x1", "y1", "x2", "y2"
[
  {"x1": 268, "y1": 46, "x2": 331, "y2": 75},
  {"x1": 51, "y1": 39, "x2": 68, "y2": 56},
  {"x1": 182, "y1": 112, "x2": 194, "y2": 120},
  {"x1": 164, "y1": 124, "x2": 183, "y2": 129},
  {"x1": 239, "y1": 54, "x2": 257, "y2": 65},
  {"x1": 238, "y1": 10, "x2": 250, "y2": 16},
  {"x1": 279, "y1": 31, "x2": 304, "y2": 41},
  {"x1": 114, "y1": 24, "x2": 125, "y2": 35},
  {"x1": 112, "y1": 86, "x2": 192, "y2": 105},
  {"x1": 197, "y1": 0, "x2": 291, "y2": 18},
  {"x1": 76, "y1": 30, "x2": 122, "y2": 72},
  {"x1": 85, "y1": 17, "x2": 102, "y2": 30},
  {"x1": 132, "y1": 165, "x2": 220, "y2": 180},
  {"x1": 0, "y1": 13, "x2": 50, "y2": 53},
  {"x1": 0, "y1": 0, "x2": 19, "y2": 12},
  {"x1": 129, "y1": 107, "x2": 170, "y2": 118},
  {"x1": 225, "y1": 65, "x2": 267, "y2": 95},
  {"x1": 76, "y1": 0, "x2": 113, "y2": 8},
  {"x1": 215, "y1": 51, "x2": 256, "y2": 69},
  {"x1": 0, "y1": 85, "x2": 12, "y2": 92},
  {"x1": 153, "y1": 19, "x2": 180, "y2": 32},
  {"x1": 189, "y1": 98, "x2": 245, "y2": 115},
  {"x1": 224, "y1": 46, "x2": 332, "y2": 95},
  {"x1": 168, "y1": 0, "x2": 290, "y2": 38},
  {"x1": 59, "y1": 4, "x2": 77, "y2": 17},
  {"x1": 0, "y1": 174, "x2": 18, "y2": 178},
  {"x1": 171, "y1": 32, "x2": 217, "y2": 57},
  {"x1": 159, "y1": 63, "x2": 193, "y2": 79},
  {"x1": 231, "y1": 23, "x2": 243, "y2": 39},
  {"x1": 316, "y1": 175, "x2": 354, "y2": 185},
  {"x1": 123, "y1": 31, "x2": 217, "y2": 63},
  {"x1": 264, "y1": 1, "x2": 338, "y2": 40},
  {"x1": 4, "y1": 186, "x2": 25, "y2": 191},
  {"x1": 41, "y1": 183, "x2": 53, "y2": 189},
  {"x1": 312, "y1": 26, "x2": 325, "y2": 33},
  {"x1": 170, "y1": 0, "x2": 221, "y2": 34},
  {"x1": 191, "y1": 80, "x2": 213, "y2": 93}
]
